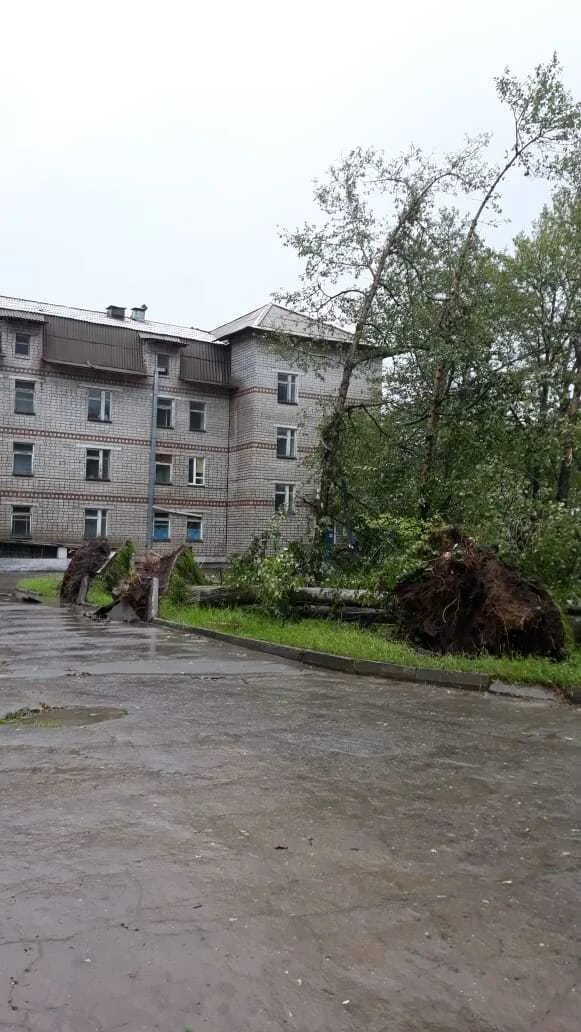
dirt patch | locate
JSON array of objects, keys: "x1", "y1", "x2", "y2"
[{"x1": 0, "y1": 704, "x2": 127, "y2": 728}]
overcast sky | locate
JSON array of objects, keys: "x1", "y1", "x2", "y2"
[{"x1": 0, "y1": 0, "x2": 579, "y2": 331}]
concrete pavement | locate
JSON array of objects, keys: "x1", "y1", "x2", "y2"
[{"x1": 0, "y1": 586, "x2": 579, "y2": 1031}]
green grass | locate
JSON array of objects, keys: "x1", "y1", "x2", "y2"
[
  {"x1": 17, "y1": 574, "x2": 112, "y2": 607},
  {"x1": 160, "y1": 600, "x2": 581, "y2": 697}
]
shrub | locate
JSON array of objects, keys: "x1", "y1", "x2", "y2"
[
  {"x1": 174, "y1": 549, "x2": 207, "y2": 585},
  {"x1": 102, "y1": 539, "x2": 136, "y2": 594}
]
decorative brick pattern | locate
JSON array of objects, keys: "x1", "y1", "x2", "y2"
[{"x1": 1, "y1": 314, "x2": 379, "y2": 561}]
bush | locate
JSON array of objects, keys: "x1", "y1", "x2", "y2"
[
  {"x1": 174, "y1": 549, "x2": 207, "y2": 585},
  {"x1": 102, "y1": 540, "x2": 136, "y2": 594},
  {"x1": 225, "y1": 516, "x2": 304, "y2": 616},
  {"x1": 167, "y1": 571, "x2": 190, "y2": 606}
]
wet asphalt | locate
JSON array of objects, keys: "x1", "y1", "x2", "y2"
[{"x1": 0, "y1": 580, "x2": 579, "y2": 1031}]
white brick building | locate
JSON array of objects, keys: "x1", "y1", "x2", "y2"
[{"x1": 0, "y1": 296, "x2": 378, "y2": 563}]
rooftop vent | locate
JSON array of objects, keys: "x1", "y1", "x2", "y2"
[
  {"x1": 131, "y1": 304, "x2": 148, "y2": 322},
  {"x1": 106, "y1": 305, "x2": 125, "y2": 320}
]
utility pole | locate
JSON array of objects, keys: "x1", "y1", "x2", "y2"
[{"x1": 146, "y1": 364, "x2": 159, "y2": 549}]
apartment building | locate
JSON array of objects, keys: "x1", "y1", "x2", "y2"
[{"x1": 0, "y1": 295, "x2": 378, "y2": 562}]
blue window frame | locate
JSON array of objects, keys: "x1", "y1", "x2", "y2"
[
  {"x1": 153, "y1": 512, "x2": 170, "y2": 541},
  {"x1": 186, "y1": 518, "x2": 202, "y2": 542}
]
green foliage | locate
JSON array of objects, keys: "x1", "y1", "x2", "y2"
[
  {"x1": 167, "y1": 571, "x2": 190, "y2": 606},
  {"x1": 174, "y1": 549, "x2": 207, "y2": 585},
  {"x1": 225, "y1": 515, "x2": 305, "y2": 616},
  {"x1": 102, "y1": 540, "x2": 135, "y2": 594}
]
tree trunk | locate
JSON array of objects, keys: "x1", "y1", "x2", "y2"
[
  {"x1": 556, "y1": 332, "x2": 581, "y2": 503},
  {"x1": 419, "y1": 359, "x2": 447, "y2": 518}
]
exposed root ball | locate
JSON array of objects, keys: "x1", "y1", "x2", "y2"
[
  {"x1": 60, "y1": 539, "x2": 111, "y2": 605},
  {"x1": 394, "y1": 528, "x2": 566, "y2": 659}
]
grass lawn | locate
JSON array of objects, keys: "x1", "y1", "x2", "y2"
[
  {"x1": 17, "y1": 574, "x2": 112, "y2": 607},
  {"x1": 161, "y1": 600, "x2": 581, "y2": 697}
]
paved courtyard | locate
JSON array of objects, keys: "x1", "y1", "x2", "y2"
[{"x1": 0, "y1": 583, "x2": 579, "y2": 1031}]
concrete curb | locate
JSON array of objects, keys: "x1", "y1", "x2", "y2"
[{"x1": 155, "y1": 618, "x2": 497, "y2": 693}]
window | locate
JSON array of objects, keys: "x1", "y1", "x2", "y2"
[
  {"x1": 274, "y1": 483, "x2": 295, "y2": 513},
  {"x1": 186, "y1": 517, "x2": 203, "y2": 542},
  {"x1": 156, "y1": 397, "x2": 174, "y2": 429},
  {"x1": 13, "y1": 442, "x2": 34, "y2": 476},
  {"x1": 14, "y1": 379, "x2": 35, "y2": 415},
  {"x1": 188, "y1": 456, "x2": 206, "y2": 486},
  {"x1": 156, "y1": 353, "x2": 169, "y2": 375},
  {"x1": 15, "y1": 332, "x2": 31, "y2": 358},
  {"x1": 276, "y1": 426, "x2": 297, "y2": 459},
  {"x1": 155, "y1": 453, "x2": 173, "y2": 484},
  {"x1": 85, "y1": 448, "x2": 110, "y2": 481},
  {"x1": 189, "y1": 401, "x2": 206, "y2": 432},
  {"x1": 277, "y1": 372, "x2": 298, "y2": 404},
  {"x1": 153, "y1": 511, "x2": 170, "y2": 541},
  {"x1": 84, "y1": 508, "x2": 108, "y2": 538},
  {"x1": 87, "y1": 388, "x2": 111, "y2": 422},
  {"x1": 11, "y1": 505, "x2": 32, "y2": 538}
]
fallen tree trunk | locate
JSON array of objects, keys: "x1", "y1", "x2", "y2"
[{"x1": 394, "y1": 527, "x2": 566, "y2": 659}]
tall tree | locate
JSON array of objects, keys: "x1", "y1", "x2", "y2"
[{"x1": 279, "y1": 55, "x2": 580, "y2": 530}]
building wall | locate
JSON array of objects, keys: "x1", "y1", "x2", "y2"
[
  {"x1": 226, "y1": 331, "x2": 380, "y2": 554},
  {"x1": 0, "y1": 318, "x2": 230, "y2": 560},
  {"x1": 1, "y1": 316, "x2": 379, "y2": 561}
]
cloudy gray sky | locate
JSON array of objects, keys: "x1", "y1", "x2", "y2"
[{"x1": 0, "y1": 0, "x2": 579, "y2": 331}]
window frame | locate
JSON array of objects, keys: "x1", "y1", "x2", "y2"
[
  {"x1": 156, "y1": 353, "x2": 170, "y2": 375},
  {"x1": 12, "y1": 441, "x2": 34, "y2": 477},
  {"x1": 87, "y1": 388, "x2": 112, "y2": 423},
  {"x1": 188, "y1": 456, "x2": 206, "y2": 487},
  {"x1": 14, "y1": 332, "x2": 31, "y2": 358},
  {"x1": 277, "y1": 371, "x2": 298, "y2": 405},
  {"x1": 155, "y1": 452, "x2": 173, "y2": 485},
  {"x1": 189, "y1": 400, "x2": 206, "y2": 432},
  {"x1": 276, "y1": 426, "x2": 297, "y2": 459},
  {"x1": 156, "y1": 396, "x2": 175, "y2": 429},
  {"x1": 14, "y1": 379, "x2": 35, "y2": 415},
  {"x1": 84, "y1": 507, "x2": 108, "y2": 539},
  {"x1": 186, "y1": 517, "x2": 203, "y2": 542},
  {"x1": 85, "y1": 447, "x2": 111, "y2": 482},
  {"x1": 274, "y1": 482, "x2": 295, "y2": 514},
  {"x1": 152, "y1": 510, "x2": 171, "y2": 542},
  {"x1": 11, "y1": 505, "x2": 32, "y2": 538}
]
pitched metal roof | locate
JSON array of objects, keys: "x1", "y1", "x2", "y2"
[
  {"x1": 212, "y1": 303, "x2": 351, "y2": 343},
  {"x1": 0, "y1": 295, "x2": 217, "y2": 344}
]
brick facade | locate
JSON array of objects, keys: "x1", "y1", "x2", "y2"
[{"x1": 0, "y1": 299, "x2": 378, "y2": 562}]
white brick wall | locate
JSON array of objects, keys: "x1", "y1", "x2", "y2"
[{"x1": 0, "y1": 317, "x2": 379, "y2": 561}]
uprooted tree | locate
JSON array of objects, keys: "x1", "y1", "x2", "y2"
[{"x1": 394, "y1": 527, "x2": 567, "y2": 659}]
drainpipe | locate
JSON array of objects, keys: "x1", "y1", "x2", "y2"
[{"x1": 146, "y1": 365, "x2": 159, "y2": 549}]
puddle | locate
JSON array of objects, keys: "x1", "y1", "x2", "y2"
[{"x1": 0, "y1": 704, "x2": 127, "y2": 729}]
